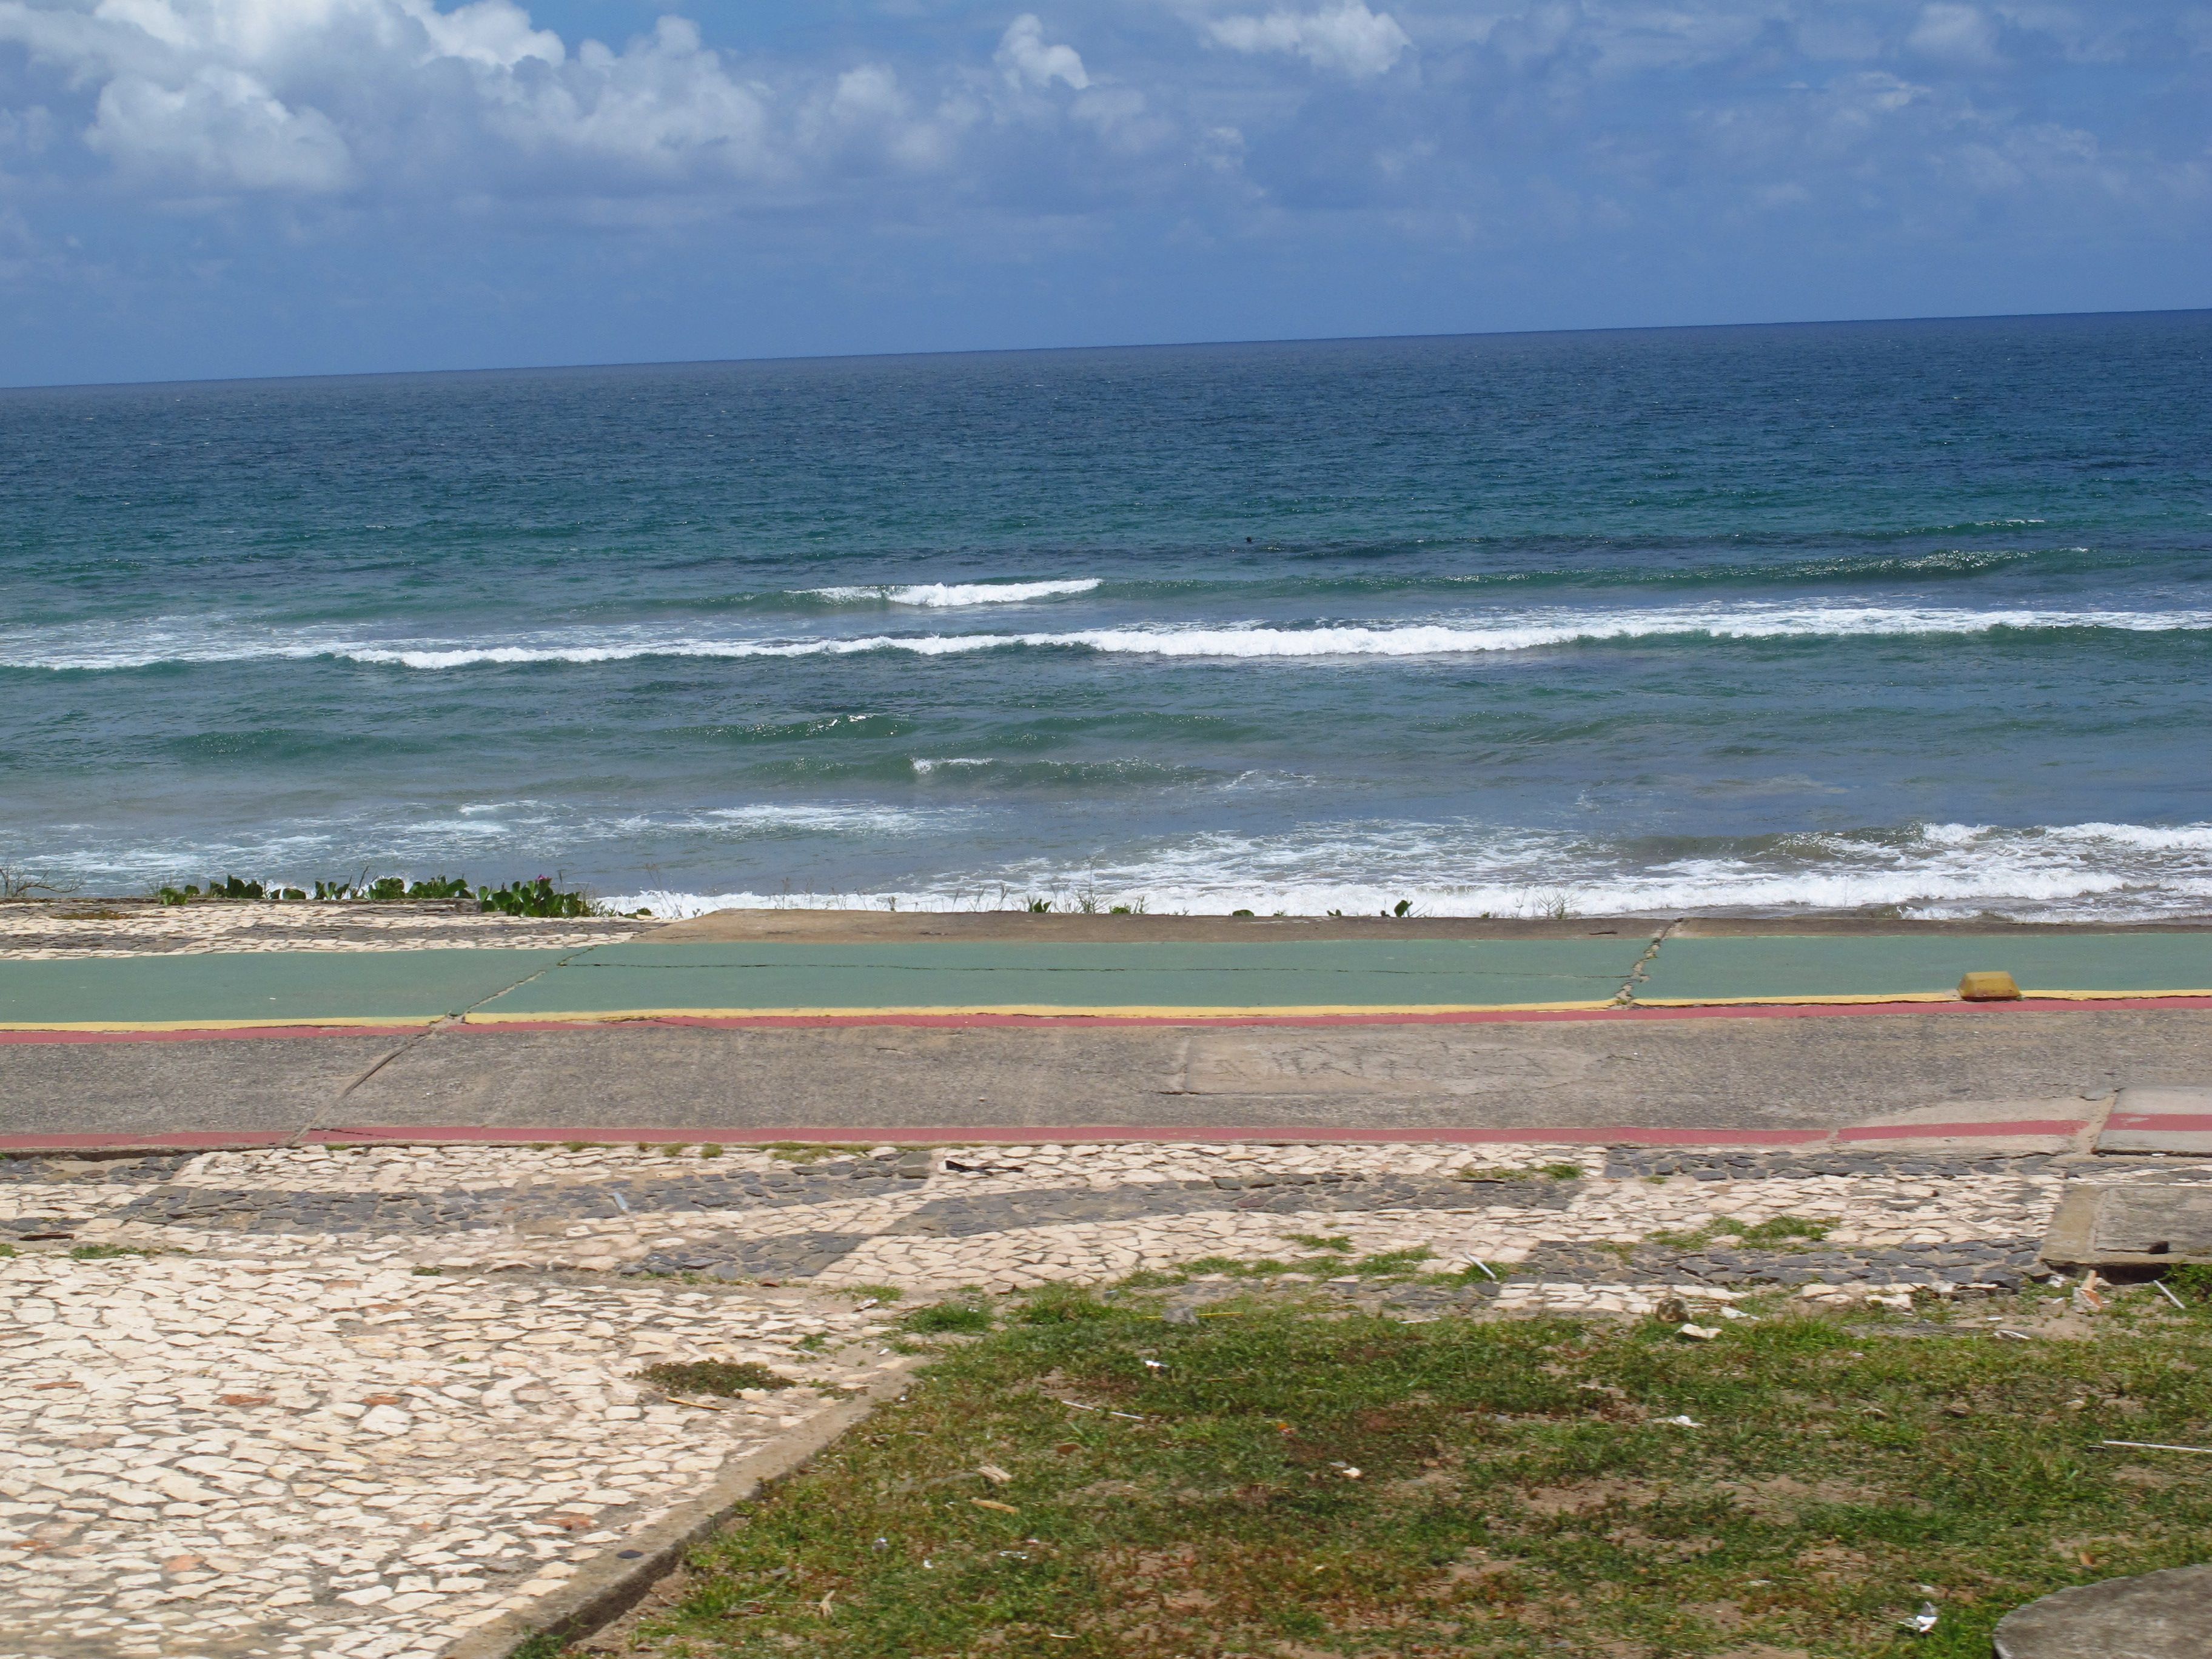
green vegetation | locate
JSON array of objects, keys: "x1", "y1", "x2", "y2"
[
  {"x1": 68, "y1": 1242, "x2": 161, "y2": 1259},
  {"x1": 902, "y1": 1302, "x2": 995, "y2": 1335},
  {"x1": 638, "y1": 1361, "x2": 797, "y2": 1396},
  {"x1": 1456, "y1": 1163, "x2": 1585, "y2": 1184},
  {"x1": 2162, "y1": 1264, "x2": 2212, "y2": 1305},
  {"x1": 1349, "y1": 1246, "x2": 1434, "y2": 1277},
  {"x1": 154, "y1": 871, "x2": 600, "y2": 915},
  {"x1": 609, "y1": 1290, "x2": 2212, "y2": 1659},
  {"x1": 1651, "y1": 1215, "x2": 1836, "y2": 1251}
]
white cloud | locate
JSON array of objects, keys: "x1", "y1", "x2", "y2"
[
  {"x1": 1907, "y1": 3, "x2": 2002, "y2": 65},
  {"x1": 996, "y1": 14, "x2": 1088, "y2": 90},
  {"x1": 1207, "y1": 1, "x2": 1411, "y2": 78},
  {"x1": 89, "y1": 65, "x2": 353, "y2": 190}
]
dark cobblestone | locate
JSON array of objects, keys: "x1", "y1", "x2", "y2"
[
  {"x1": 1601, "y1": 1149, "x2": 2054, "y2": 1181},
  {"x1": 1511, "y1": 1238, "x2": 2041, "y2": 1292},
  {"x1": 0, "y1": 1153, "x2": 195, "y2": 1185},
  {"x1": 626, "y1": 1232, "x2": 871, "y2": 1280}
]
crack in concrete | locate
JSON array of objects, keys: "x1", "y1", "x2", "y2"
[
  {"x1": 1609, "y1": 920, "x2": 1681, "y2": 1006},
  {"x1": 290, "y1": 943, "x2": 605, "y2": 1147}
]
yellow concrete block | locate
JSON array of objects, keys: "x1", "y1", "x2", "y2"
[{"x1": 1957, "y1": 970, "x2": 2022, "y2": 1002}]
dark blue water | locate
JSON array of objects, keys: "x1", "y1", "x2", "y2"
[{"x1": 5, "y1": 312, "x2": 2211, "y2": 917}]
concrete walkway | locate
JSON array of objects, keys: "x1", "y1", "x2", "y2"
[{"x1": 4, "y1": 907, "x2": 2212, "y2": 1148}]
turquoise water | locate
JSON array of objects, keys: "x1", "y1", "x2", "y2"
[{"x1": 4, "y1": 312, "x2": 2211, "y2": 918}]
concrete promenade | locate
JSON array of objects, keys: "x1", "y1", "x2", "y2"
[{"x1": 4, "y1": 905, "x2": 2211, "y2": 1148}]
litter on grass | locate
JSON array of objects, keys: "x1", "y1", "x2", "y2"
[
  {"x1": 2155, "y1": 1280, "x2": 2188, "y2": 1310},
  {"x1": 1906, "y1": 1602, "x2": 1939, "y2": 1634},
  {"x1": 977, "y1": 1463, "x2": 1013, "y2": 1486},
  {"x1": 1661, "y1": 1415, "x2": 1702, "y2": 1428},
  {"x1": 1677, "y1": 1322, "x2": 1720, "y2": 1341},
  {"x1": 2100, "y1": 1439, "x2": 2212, "y2": 1455}
]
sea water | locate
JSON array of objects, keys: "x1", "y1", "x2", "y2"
[{"x1": 4, "y1": 312, "x2": 2210, "y2": 919}]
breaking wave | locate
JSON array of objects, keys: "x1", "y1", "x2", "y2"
[{"x1": 10, "y1": 603, "x2": 2212, "y2": 672}]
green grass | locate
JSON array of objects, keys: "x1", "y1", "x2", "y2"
[
  {"x1": 902, "y1": 1302, "x2": 994, "y2": 1335},
  {"x1": 1650, "y1": 1216, "x2": 1836, "y2": 1251},
  {"x1": 68, "y1": 1242, "x2": 161, "y2": 1259},
  {"x1": 638, "y1": 1361, "x2": 796, "y2": 1396},
  {"x1": 615, "y1": 1291, "x2": 2212, "y2": 1659}
]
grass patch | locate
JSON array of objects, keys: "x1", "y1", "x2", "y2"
[
  {"x1": 619, "y1": 1292, "x2": 2212, "y2": 1659},
  {"x1": 1651, "y1": 1216, "x2": 1835, "y2": 1251},
  {"x1": 1350, "y1": 1246, "x2": 1434, "y2": 1277},
  {"x1": 768, "y1": 1143, "x2": 873, "y2": 1164},
  {"x1": 2162, "y1": 1264, "x2": 2212, "y2": 1307},
  {"x1": 902, "y1": 1302, "x2": 994, "y2": 1335},
  {"x1": 68, "y1": 1242, "x2": 161, "y2": 1259},
  {"x1": 1456, "y1": 1162, "x2": 1586, "y2": 1184},
  {"x1": 637, "y1": 1361, "x2": 796, "y2": 1396},
  {"x1": 1283, "y1": 1233, "x2": 1354, "y2": 1252}
]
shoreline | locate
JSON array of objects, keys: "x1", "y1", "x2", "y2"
[{"x1": 9, "y1": 894, "x2": 2212, "y2": 938}]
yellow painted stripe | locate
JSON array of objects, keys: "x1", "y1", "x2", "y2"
[
  {"x1": 462, "y1": 999, "x2": 1619, "y2": 1024},
  {"x1": 1632, "y1": 988, "x2": 2212, "y2": 1007},
  {"x1": 0, "y1": 1016, "x2": 438, "y2": 1033},
  {"x1": 1631, "y1": 993, "x2": 1956, "y2": 1007}
]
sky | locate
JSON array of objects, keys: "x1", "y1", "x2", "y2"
[{"x1": 0, "y1": 1, "x2": 2208, "y2": 385}]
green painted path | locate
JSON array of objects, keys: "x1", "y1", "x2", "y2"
[
  {"x1": 4, "y1": 932, "x2": 2210, "y2": 1032},
  {"x1": 469, "y1": 939, "x2": 1646, "y2": 1020},
  {"x1": 1640, "y1": 933, "x2": 2212, "y2": 1004},
  {"x1": 0, "y1": 950, "x2": 572, "y2": 1030}
]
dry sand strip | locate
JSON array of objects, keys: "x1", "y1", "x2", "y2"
[{"x1": 0, "y1": 1133, "x2": 2102, "y2": 1658}]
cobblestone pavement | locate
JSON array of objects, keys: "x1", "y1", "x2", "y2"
[
  {"x1": 0, "y1": 903, "x2": 644, "y2": 959},
  {"x1": 1, "y1": 1136, "x2": 2088, "y2": 1658}
]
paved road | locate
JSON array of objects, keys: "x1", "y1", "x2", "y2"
[
  {"x1": 5, "y1": 909, "x2": 2211, "y2": 1144},
  {"x1": 10, "y1": 1005, "x2": 2212, "y2": 1144}
]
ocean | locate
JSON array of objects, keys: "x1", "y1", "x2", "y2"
[{"x1": 4, "y1": 312, "x2": 2210, "y2": 920}]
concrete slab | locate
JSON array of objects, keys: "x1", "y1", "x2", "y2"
[
  {"x1": 1992, "y1": 1563, "x2": 2212, "y2": 1659},
  {"x1": 0, "y1": 1002, "x2": 2184, "y2": 1142},
  {"x1": 2098, "y1": 1085, "x2": 2212, "y2": 1155},
  {"x1": 1637, "y1": 933, "x2": 2212, "y2": 1006},
  {"x1": 2042, "y1": 1181, "x2": 2212, "y2": 1269}
]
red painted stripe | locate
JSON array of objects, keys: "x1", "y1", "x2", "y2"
[
  {"x1": 310, "y1": 1124, "x2": 1835, "y2": 1147},
  {"x1": 0, "y1": 1131, "x2": 295, "y2": 1152},
  {"x1": 1838, "y1": 1119, "x2": 2085, "y2": 1141},
  {"x1": 2107, "y1": 1112, "x2": 2212, "y2": 1132},
  {"x1": 0, "y1": 1118, "x2": 2082, "y2": 1154}
]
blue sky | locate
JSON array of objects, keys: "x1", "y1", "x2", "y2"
[{"x1": 1, "y1": 1, "x2": 2207, "y2": 384}]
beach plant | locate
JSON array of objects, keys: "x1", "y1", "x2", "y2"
[{"x1": 476, "y1": 877, "x2": 596, "y2": 917}]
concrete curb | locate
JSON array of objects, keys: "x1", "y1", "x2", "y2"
[
  {"x1": 443, "y1": 1362, "x2": 920, "y2": 1659},
  {"x1": 0, "y1": 1119, "x2": 2094, "y2": 1155}
]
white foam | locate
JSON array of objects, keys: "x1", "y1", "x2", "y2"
[
  {"x1": 603, "y1": 818, "x2": 2212, "y2": 923},
  {"x1": 10, "y1": 602, "x2": 2211, "y2": 672},
  {"x1": 802, "y1": 579, "x2": 1101, "y2": 607}
]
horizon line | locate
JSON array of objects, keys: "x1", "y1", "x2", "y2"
[{"x1": 7, "y1": 303, "x2": 2208, "y2": 397}]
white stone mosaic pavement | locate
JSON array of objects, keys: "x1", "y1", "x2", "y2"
[{"x1": 0, "y1": 1137, "x2": 2072, "y2": 1658}]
